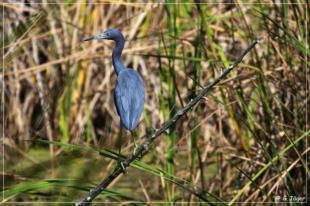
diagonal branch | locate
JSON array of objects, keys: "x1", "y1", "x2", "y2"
[{"x1": 76, "y1": 39, "x2": 260, "y2": 206}]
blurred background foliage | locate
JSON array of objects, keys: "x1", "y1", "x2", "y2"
[{"x1": 1, "y1": 0, "x2": 309, "y2": 205}]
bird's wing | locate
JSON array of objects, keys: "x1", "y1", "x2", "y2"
[{"x1": 114, "y1": 69, "x2": 144, "y2": 130}]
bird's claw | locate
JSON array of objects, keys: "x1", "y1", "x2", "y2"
[
  {"x1": 133, "y1": 138, "x2": 138, "y2": 155},
  {"x1": 118, "y1": 159, "x2": 127, "y2": 174}
]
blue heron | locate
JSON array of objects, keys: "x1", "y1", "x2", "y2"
[{"x1": 84, "y1": 29, "x2": 144, "y2": 162}]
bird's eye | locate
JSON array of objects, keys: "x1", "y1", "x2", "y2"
[{"x1": 106, "y1": 33, "x2": 109, "y2": 36}]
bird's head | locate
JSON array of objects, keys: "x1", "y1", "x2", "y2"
[{"x1": 84, "y1": 29, "x2": 124, "y2": 42}]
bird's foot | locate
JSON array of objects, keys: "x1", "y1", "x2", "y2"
[
  {"x1": 118, "y1": 158, "x2": 127, "y2": 174},
  {"x1": 133, "y1": 147, "x2": 137, "y2": 155},
  {"x1": 133, "y1": 139, "x2": 138, "y2": 155}
]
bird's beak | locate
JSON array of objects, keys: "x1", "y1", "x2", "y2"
[{"x1": 84, "y1": 32, "x2": 108, "y2": 41}]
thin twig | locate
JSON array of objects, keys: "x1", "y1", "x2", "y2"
[{"x1": 76, "y1": 39, "x2": 260, "y2": 206}]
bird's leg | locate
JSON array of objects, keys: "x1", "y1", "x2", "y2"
[
  {"x1": 130, "y1": 131, "x2": 138, "y2": 155},
  {"x1": 117, "y1": 123, "x2": 127, "y2": 174}
]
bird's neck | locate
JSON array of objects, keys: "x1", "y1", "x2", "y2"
[{"x1": 112, "y1": 38, "x2": 125, "y2": 75}]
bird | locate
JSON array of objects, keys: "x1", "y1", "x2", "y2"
[{"x1": 84, "y1": 29, "x2": 144, "y2": 165}]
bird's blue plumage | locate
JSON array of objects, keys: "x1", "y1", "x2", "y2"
[
  {"x1": 114, "y1": 69, "x2": 144, "y2": 130},
  {"x1": 84, "y1": 28, "x2": 144, "y2": 131}
]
